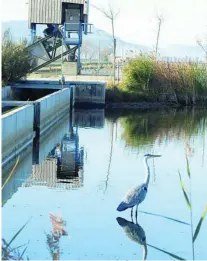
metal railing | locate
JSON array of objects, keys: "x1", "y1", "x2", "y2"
[{"x1": 64, "y1": 23, "x2": 93, "y2": 45}]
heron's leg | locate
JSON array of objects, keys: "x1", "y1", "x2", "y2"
[
  {"x1": 135, "y1": 204, "x2": 139, "y2": 224},
  {"x1": 131, "y1": 207, "x2": 134, "y2": 222}
]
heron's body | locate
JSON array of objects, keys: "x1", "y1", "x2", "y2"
[
  {"x1": 117, "y1": 154, "x2": 161, "y2": 218},
  {"x1": 117, "y1": 183, "x2": 147, "y2": 211}
]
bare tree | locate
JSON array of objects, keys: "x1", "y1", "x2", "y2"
[
  {"x1": 155, "y1": 14, "x2": 164, "y2": 59},
  {"x1": 197, "y1": 35, "x2": 207, "y2": 62},
  {"x1": 81, "y1": 40, "x2": 96, "y2": 62},
  {"x1": 92, "y1": 3, "x2": 120, "y2": 84},
  {"x1": 100, "y1": 47, "x2": 113, "y2": 62}
]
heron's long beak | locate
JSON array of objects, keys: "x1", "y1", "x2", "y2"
[{"x1": 152, "y1": 155, "x2": 161, "y2": 158}]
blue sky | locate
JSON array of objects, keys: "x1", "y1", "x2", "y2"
[{"x1": 1, "y1": 0, "x2": 207, "y2": 47}]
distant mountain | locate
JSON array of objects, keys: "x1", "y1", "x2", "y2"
[
  {"x1": 2, "y1": 21, "x2": 44, "y2": 41},
  {"x1": 2, "y1": 20, "x2": 205, "y2": 61},
  {"x1": 84, "y1": 27, "x2": 150, "y2": 55},
  {"x1": 2, "y1": 20, "x2": 149, "y2": 55},
  {"x1": 160, "y1": 44, "x2": 205, "y2": 61}
]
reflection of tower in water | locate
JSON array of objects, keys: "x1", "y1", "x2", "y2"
[
  {"x1": 56, "y1": 127, "x2": 84, "y2": 187},
  {"x1": 24, "y1": 127, "x2": 84, "y2": 190}
]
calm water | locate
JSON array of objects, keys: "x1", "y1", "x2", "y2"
[{"x1": 2, "y1": 108, "x2": 207, "y2": 260}]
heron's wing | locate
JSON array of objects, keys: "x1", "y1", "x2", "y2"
[{"x1": 122, "y1": 184, "x2": 145, "y2": 207}]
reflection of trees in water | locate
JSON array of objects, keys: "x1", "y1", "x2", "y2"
[
  {"x1": 118, "y1": 109, "x2": 207, "y2": 149},
  {"x1": 201, "y1": 117, "x2": 206, "y2": 167},
  {"x1": 98, "y1": 120, "x2": 115, "y2": 193},
  {"x1": 104, "y1": 121, "x2": 115, "y2": 193},
  {"x1": 106, "y1": 109, "x2": 207, "y2": 187}
]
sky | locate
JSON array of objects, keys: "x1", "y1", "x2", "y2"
[{"x1": 1, "y1": 0, "x2": 207, "y2": 47}]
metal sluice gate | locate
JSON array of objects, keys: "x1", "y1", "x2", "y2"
[{"x1": 27, "y1": 27, "x2": 78, "y2": 73}]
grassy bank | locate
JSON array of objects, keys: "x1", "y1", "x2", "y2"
[{"x1": 106, "y1": 55, "x2": 207, "y2": 105}]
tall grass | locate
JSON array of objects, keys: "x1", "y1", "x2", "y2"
[
  {"x1": 117, "y1": 55, "x2": 207, "y2": 104},
  {"x1": 2, "y1": 218, "x2": 31, "y2": 260},
  {"x1": 178, "y1": 155, "x2": 207, "y2": 259}
]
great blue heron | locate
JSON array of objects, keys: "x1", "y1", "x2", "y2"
[
  {"x1": 117, "y1": 154, "x2": 161, "y2": 220},
  {"x1": 117, "y1": 217, "x2": 147, "y2": 261}
]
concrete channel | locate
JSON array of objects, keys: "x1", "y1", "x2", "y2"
[
  {"x1": 1, "y1": 80, "x2": 106, "y2": 168},
  {"x1": 2, "y1": 88, "x2": 70, "y2": 167},
  {"x1": 2, "y1": 105, "x2": 35, "y2": 167},
  {"x1": 12, "y1": 80, "x2": 106, "y2": 108}
]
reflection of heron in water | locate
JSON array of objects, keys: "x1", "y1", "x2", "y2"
[
  {"x1": 117, "y1": 154, "x2": 161, "y2": 220},
  {"x1": 117, "y1": 217, "x2": 147, "y2": 261}
]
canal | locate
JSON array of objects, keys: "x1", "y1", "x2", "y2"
[{"x1": 2, "y1": 108, "x2": 207, "y2": 260}]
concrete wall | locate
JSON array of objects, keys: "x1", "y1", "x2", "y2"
[
  {"x1": 2, "y1": 88, "x2": 70, "y2": 167},
  {"x1": 63, "y1": 62, "x2": 78, "y2": 76},
  {"x1": 11, "y1": 80, "x2": 106, "y2": 107},
  {"x1": 35, "y1": 88, "x2": 70, "y2": 135},
  {"x1": 2, "y1": 145, "x2": 33, "y2": 205},
  {"x1": 72, "y1": 109, "x2": 105, "y2": 128},
  {"x1": 70, "y1": 82, "x2": 106, "y2": 107},
  {"x1": 2, "y1": 86, "x2": 13, "y2": 100},
  {"x1": 2, "y1": 105, "x2": 35, "y2": 167}
]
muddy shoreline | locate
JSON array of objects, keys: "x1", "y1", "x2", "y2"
[
  {"x1": 105, "y1": 100, "x2": 207, "y2": 110},
  {"x1": 105, "y1": 102, "x2": 179, "y2": 110}
]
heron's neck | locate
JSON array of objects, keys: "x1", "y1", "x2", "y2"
[{"x1": 144, "y1": 158, "x2": 150, "y2": 187}]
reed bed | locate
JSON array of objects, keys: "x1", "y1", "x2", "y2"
[{"x1": 111, "y1": 55, "x2": 207, "y2": 104}]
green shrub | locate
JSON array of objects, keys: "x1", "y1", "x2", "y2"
[
  {"x1": 106, "y1": 85, "x2": 155, "y2": 103},
  {"x1": 2, "y1": 29, "x2": 31, "y2": 84},
  {"x1": 121, "y1": 55, "x2": 154, "y2": 92}
]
